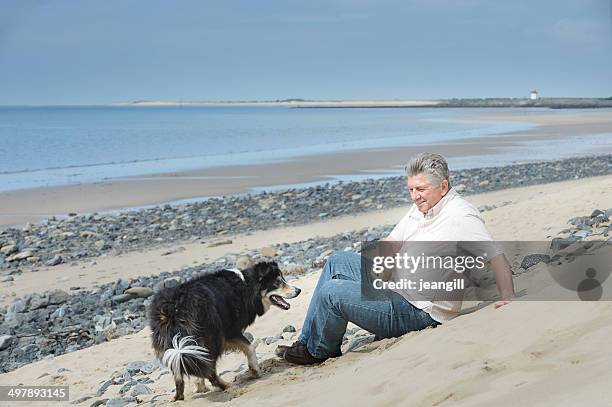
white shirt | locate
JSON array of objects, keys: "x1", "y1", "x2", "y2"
[{"x1": 388, "y1": 188, "x2": 501, "y2": 322}]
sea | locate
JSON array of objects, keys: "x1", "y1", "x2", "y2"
[{"x1": 0, "y1": 106, "x2": 609, "y2": 192}]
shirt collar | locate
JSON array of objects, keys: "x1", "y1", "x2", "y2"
[{"x1": 411, "y1": 188, "x2": 458, "y2": 220}]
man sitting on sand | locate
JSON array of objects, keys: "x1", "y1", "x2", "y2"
[{"x1": 278, "y1": 153, "x2": 516, "y2": 365}]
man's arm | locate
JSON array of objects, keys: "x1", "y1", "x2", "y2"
[{"x1": 489, "y1": 254, "x2": 516, "y2": 308}]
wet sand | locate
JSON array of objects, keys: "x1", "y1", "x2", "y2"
[{"x1": 1, "y1": 110, "x2": 611, "y2": 227}]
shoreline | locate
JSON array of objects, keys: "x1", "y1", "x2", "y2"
[
  {"x1": 1, "y1": 110, "x2": 612, "y2": 227},
  {"x1": 113, "y1": 97, "x2": 612, "y2": 109}
]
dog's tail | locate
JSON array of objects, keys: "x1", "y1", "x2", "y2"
[{"x1": 162, "y1": 334, "x2": 213, "y2": 378}]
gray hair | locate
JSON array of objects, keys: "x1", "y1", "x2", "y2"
[{"x1": 405, "y1": 153, "x2": 450, "y2": 186}]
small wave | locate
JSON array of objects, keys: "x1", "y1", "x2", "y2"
[{"x1": 0, "y1": 154, "x2": 214, "y2": 175}]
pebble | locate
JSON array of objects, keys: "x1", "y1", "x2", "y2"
[
  {"x1": 112, "y1": 294, "x2": 136, "y2": 304},
  {"x1": 207, "y1": 239, "x2": 232, "y2": 248},
  {"x1": 105, "y1": 398, "x2": 136, "y2": 407},
  {"x1": 130, "y1": 383, "x2": 153, "y2": 396},
  {"x1": 260, "y1": 246, "x2": 277, "y2": 257},
  {"x1": 46, "y1": 255, "x2": 63, "y2": 266},
  {"x1": 0, "y1": 335, "x2": 15, "y2": 351},
  {"x1": 346, "y1": 334, "x2": 376, "y2": 353},
  {"x1": 49, "y1": 289, "x2": 70, "y2": 305},
  {"x1": 69, "y1": 395, "x2": 92, "y2": 404},
  {"x1": 96, "y1": 379, "x2": 114, "y2": 396},
  {"x1": 236, "y1": 255, "x2": 255, "y2": 270},
  {"x1": 124, "y1": 287, "x2": 153, "y2": 298},
  {"x1": 521, "y1": 254, "x2": 551, "y2": 270}
]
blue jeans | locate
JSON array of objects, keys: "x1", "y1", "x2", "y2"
[{"x1": 298, "y1": 251, "x2": 439, "y2": 358}]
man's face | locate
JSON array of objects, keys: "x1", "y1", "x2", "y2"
[{"x1": 407, "y1": 173, "x2": 449, "y2": 214}]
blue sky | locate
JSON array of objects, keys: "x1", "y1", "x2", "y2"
[{"x1": 1, "y1": 0, "x2": 611, "y2": 105}]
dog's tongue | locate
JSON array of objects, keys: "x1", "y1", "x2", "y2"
[{"x1": 271, "y1": 295, "x2": 290, "y2": 310}]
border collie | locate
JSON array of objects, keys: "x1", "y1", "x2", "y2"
[{"x1": 148, "y1": 261, "x2": 300, "y2": 400}]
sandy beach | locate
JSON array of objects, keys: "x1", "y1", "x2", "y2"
[
  {"x1": 5, "y1": 0, "x2": 612, "y2": 405},
  {"x1": 1, "y1": 174, "x2": 611, "y2": 406},
  {"x1": 1, "y1": 109, "x2": 611, "y2": 228}
]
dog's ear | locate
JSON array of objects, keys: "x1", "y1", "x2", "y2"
[{"x1": 251, "y1": 261, "x2": 279, "y2": 282}]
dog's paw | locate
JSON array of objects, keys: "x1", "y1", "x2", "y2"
[{"x1": 249, "y1": 367, "x2": 261, "y2": 378}]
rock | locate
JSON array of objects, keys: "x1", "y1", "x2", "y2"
[
  {"x1": 8, "y1": 250, "x2": 34, "y2": 262},
  {"x1": 8, "y1": 298, "x2": 26, "y2": 313},
  {"x1": 113, "y1": 279, "x2": 131, "y2": 295},
  {"x1": 96, "y1": 379, "x2": 114, "y2": 396},
  {"x1": 265, "y1": 336, "x2": 281, "y2": 345},
  {"x1": 105, "y1": 397, "x2": 136, "y2": 407},
  {"x1": 159, "y1": 277, "x2": 181, "y2": 290},
  {"x1": 260, "y1": 246, "x2": 277, "y2": 257},
  {"x1": 130, "y1": 383, "x2": 153, "y2": 396},
  {"x1": 0, "y1": 334, "x2": 15, "y2": 350},
  {"x1": 118, "y1": 380, "x2": 136, "y2": 395},
  {"x1": 0, "y1": 244, "x2": 17, "y2": 255},
  {"x1": 112, "y1": 294, "x2": 136, "y2": 304},
  {"x1": 94, "y1": 240, "x2": 110, "y2": 250},
  {"x1": 550, "y1": 236, "x2": 581, "y2": 252},
  {"x1": 574, "y1": 230, "x2": 592, "y2": 239},
  {"x1": 69, "y1": 395, "x2": 92, "y2": 404},
  {"x1": 353, "y1": 329, "x2": 371, "y2": 337},
  {"x1": 243, "y1": 331, "x2": 254, "y2": 343},
  {"x1": 282, "y1": 325, "x2": 296, "y2": 333},
  {"x1": 207, "y1": 239, "x2": 232, "y2": 247},
  {"x1": 50, "y1": 306, "x2": 68, "y2": 319},
  {"x1": 124, "y1": 287, "x2": 153, "y2": 298},
  {"x1": 454, "y1": 183, "x2": 466, "y2": 192},
  {"x1": 90, "y1": 399, "x2": 109, "y2": 407},
  {"x1": 28, "y1": 293, "x2": 49, "y2": 310},
  {"x1": 49, "y1": 289, "x2": 70, "y2": 305},
  {"x1": 46, "y1": 255, "x2": 63, "y2": 266},
  {"x1": 126, "y1": 360, "x2": 160, "y2": 375},
  {"x1": 319, "y1": 249, "x2": 334, "y2": 258},
  {"x1": 345, "y1": 334, "x2": 375, "y2": 352},
  {"x1": 236, "y1": 255, "x2": 255, "y2": 270},
  {"x1": 521, "y1": 254, "x2": 551, "y2": 270},
  {"x1": 284, "y1": 263, "x2": 305, "y2": 275},
  {"x1": 591, "y1": 209, "x2": 605, "y2": 218},
  {"x1": 1, "y1": 276, "x2": 14, "y2": 282}
]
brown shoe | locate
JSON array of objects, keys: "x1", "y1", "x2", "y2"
[
  {"x1": 283, "y1": 342, "x2": 328, "y2": 365},
  {"x1": 275, "y1": 341, "x2": 300, "y2": 358}
]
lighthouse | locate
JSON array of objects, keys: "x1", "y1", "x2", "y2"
[{"x1": 530, "y1": 90, "x2": 539, "y2": 100}]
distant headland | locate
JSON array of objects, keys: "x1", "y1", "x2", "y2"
[{"x1": 116, "y1": 97, "x2": 612, "y2": 109}]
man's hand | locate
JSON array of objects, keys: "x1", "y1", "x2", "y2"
[
  {"x1": 494, "y1": 299, "x2": 512, "y2": 309},
  {"x1": 490, "y1": 254, "x2": 516, "y2": 309}
]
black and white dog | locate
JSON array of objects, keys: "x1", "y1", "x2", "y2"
[{"x1": 148, "y1": 261, "x2": 300, "y2": 400}]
